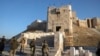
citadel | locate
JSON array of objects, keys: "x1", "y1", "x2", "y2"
[{"x1": 15, "y1": 5, "x2": 100, "y2": 56}]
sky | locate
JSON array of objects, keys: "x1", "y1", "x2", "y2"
[{"x1": 0, "y1": 0, "x2": 100, "y2": 39}]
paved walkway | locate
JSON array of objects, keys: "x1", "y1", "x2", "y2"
[
  {"x1": 2, "y1": 45, "x2": 56, "y2": 56},
  {"x1": 1, "y1": 45, "x2": 97, "y2": 56}
]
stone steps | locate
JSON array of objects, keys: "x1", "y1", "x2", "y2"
[
  {"x1": 2, "y1": 45, "x2": 97, "y2": 56},
  {"x1": 2, "y1": 45, "x2": 56, "y2": 56}
]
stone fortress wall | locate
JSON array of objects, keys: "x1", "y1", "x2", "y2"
[
  {"x1": 14, "y1": 4, "x2": 99, "y2": 56},
  {"x1": 77, "y1": 17, "x2": 100, "y2": 29},
  {"x1": 47, "y1": 5, "x2": 100, "y2": 30},
  {"x1": 27, "y1": 5, "x2": 100, "y2": 32},
  {"x1": 25, "y1": 5, "x2": 100, "y2": 47},
  {"x1": 77, "y1": 19, "x2": 88, "y2": 28},
  {"x1": 47, "y1": 5, "x2": 77, "y2": 32},
  {"x1": 17, "y1": 4, "x2": 100, "y2": 47},
  {"x1": 46, "y1": 5, "x2": 100, "y2": 46}
]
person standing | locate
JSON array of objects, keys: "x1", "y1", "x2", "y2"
[
  {"x1": 42, "y1": 40, "x2": 49, "y2": 56},
  {"x1": 20, "y1": 37, "x2": 26, "y2": 53},
  {"x1": 29, "y1": 39, "x2": 36, "y2": 56},
  {"x1": 9, "y1": 37, "x2": 19, "y2": 56},
  {"x1": 96, "y1": 41, "x2": 100, "y2": 56},
  {"x1": 0, "y1": 36, "x2": 6, "y2": 55}
]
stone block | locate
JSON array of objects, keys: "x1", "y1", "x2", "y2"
[
  {"x1": 85, "y1": 50, "x2": 92, "y2": 56},
  {"x1": 70, "y1": 47, "x2": 75, "y2": 56}
]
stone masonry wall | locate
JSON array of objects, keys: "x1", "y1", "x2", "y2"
[
  {"x1": 77, "y1": 20, "x2": 88, "y2": 28},
  {"x1": 47, "y1": 5, "x2": 76, "y2": 32},
  {"x1": 47, "y1": 6, "x2": 70, "y2": 32}
]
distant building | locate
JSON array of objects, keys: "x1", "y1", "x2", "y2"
[{"x1": 27, "y1": 20, "x2": 47, "y2": 32}]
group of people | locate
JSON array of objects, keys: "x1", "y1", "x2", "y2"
[
  {"x1": 0, "y1": 36, "x2": 49, "y2": 56},
  {"x1": 1, "y1": 35, "x2": 100, "y2": 56},
  {"x1": 30, "y1": 39, "x2": 49, "y2": 56}
]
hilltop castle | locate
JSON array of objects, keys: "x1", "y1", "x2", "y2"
[
  {"x1": 27, "y1": 5, "x2": 100, "y2": 32},
  {"x1": 17, "y1": 5, "x2": 100, "y2": 47}
]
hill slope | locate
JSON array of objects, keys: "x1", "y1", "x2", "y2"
[{"x1": 73, "y1": 25, "x2": 100, "y2": 46}]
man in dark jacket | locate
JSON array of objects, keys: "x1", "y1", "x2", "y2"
[
  {"x1": 9, "y1": 37, "x2": 19, "y2": 56},
  {"x1": 96, "y1": 41, "x2": 100, "y2": 56},
  {"x1": 0, "y1": 36, "x2": 6, "y2": 55},
  {"x1": 29, "y1": 39, "x2": 36, "y2": 56}
]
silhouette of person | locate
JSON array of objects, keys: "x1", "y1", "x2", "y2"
[
  {"x1": 20, "y1": 37, "x2": 26, "y2": 53},
  {"x1": 29, "y1": 39, "x2": 36, "y2": 56},
  {"x1": 96, "y1": 41, "x2": 100, "y2": 56},
  {"x1": 9, "y1": 37, "x2": 19, "y2": 56},
  {"x1": 42, "y1": 40, "x2": 49, "y2": 56},
  {"x1": 0, "y1": 36, "x2": 6, "y2": 55}
]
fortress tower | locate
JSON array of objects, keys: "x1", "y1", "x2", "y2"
[
  {"x1": 47, "y1": 5, "x2": 74, "y2": 46},
  {"x1": 47, "y1": 5, "x2": 75, "y2": 32}
]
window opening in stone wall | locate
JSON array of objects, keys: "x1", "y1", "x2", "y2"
[
  {"x1": 50, "y1": 8, "x2": 56, "y2": 14},
  {"x1": 56, "y1": 26, "x2": 61, "y2": 31},
  {"x1": 56, "y1": 8, "x2": 60, "y2": 17},
  {"x1": 87, "y1": 19, "x2": 90, "y2": 28}
]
